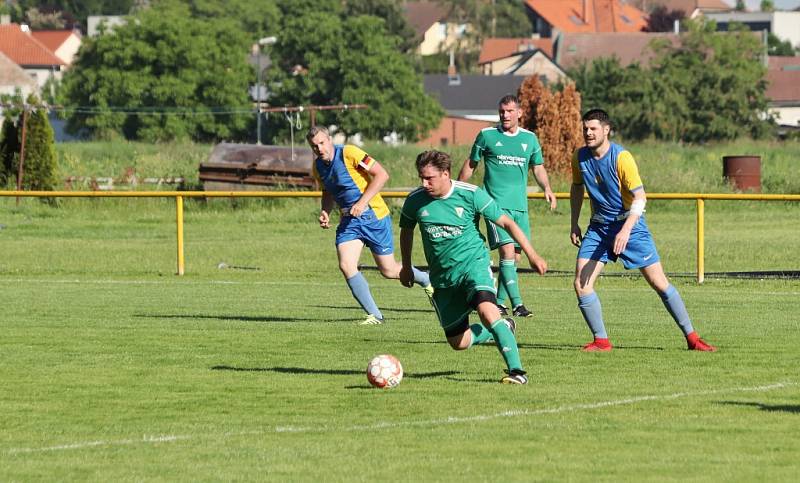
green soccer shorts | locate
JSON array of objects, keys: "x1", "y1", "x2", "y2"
[
  {"x1": 431, "y1": 254, "x2": 497, "y2": 335},
  {"x1": 485, "y1": 208, "x2": 531, "y2": 250}
]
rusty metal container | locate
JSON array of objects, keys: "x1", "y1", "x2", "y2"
[
  {"x1": 199, "y1": 143, "x2": 315, "y2": 191},
  {"x1": 723, "y1": 155, "x2": 761, "y2": 193}
]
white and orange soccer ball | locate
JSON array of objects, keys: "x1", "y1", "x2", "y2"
[{"x1": 366, "y1": 354, "x2": 403, "y2": 389}]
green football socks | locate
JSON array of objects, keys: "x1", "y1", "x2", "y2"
[
  {"x1": 488, "y1": 318, "x2": 523, "y2": 372},
  {"x1": 499, "y1": 259, "x2": 522, "y2": 307},
  {"x1": 468, "y1": 323, "x2": 493, "y2": 347}
]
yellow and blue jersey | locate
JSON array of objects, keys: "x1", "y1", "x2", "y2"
[
  {"x1": 572, "y1": 143, "x2": 643, "y2": 223},
  {"x1": 312, "y1": 144, "x2": 390, "y2": 220}
]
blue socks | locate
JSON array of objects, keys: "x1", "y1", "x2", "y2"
[
  {"x1": 578, "y1": 292, "x2": 607, "y2": 339},
  {"x1": 411, "y1": 267, "x2": 431, "y2": 287},
  {"x1": 659, "y1": 284, "x2": 694, "y2": 336},
  {"x1": 346, "y1": 272, "x2": 382, "y2": 319}
]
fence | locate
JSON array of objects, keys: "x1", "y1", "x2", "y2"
[{"x1": 1, "y1": 190, "x2": 799, "y2": 282}]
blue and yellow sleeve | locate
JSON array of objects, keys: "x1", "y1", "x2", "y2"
[{"x1": 617, "y1": 151, "x2": 643, "y2": 193}]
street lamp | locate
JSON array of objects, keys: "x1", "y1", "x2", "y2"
[{"x1": 254, "y1": 36, "x2": 277, "y2": 145}]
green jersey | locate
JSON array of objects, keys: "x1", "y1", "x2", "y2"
[
  {"x1": 469, "y1": 126, "x2": 543, "y2": 211},
  {"x1": 400, "y1": 181, "x2": 502, "y2": 288}
]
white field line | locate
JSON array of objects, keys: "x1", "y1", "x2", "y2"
[
  {"x1": 0, "y1": 278, "x2": 798, "y2": 296},
  {"x1": 6, "y1": 381, "x2": 794, "y2": 455}
]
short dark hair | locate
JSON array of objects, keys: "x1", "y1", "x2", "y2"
[
  {"x1": 415, "y1": 150, "x2": 452, "y2": 174},
  {"x1": 582, "y1": 109, "x2": 612, "y2": 127},
  {"x1": 498, "y1": 94, "x2": 520, "y2": 108}
]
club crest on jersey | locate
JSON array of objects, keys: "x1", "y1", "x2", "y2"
[
  {"x1": 420, "y1": 209, "x2": 429, "y2": 217},
  {"x1": 521, "y1": 143, "x2": 528, "y2": 151},
  {"x1": 454, "y1": 207, "x2": 464, "y2": 218}
]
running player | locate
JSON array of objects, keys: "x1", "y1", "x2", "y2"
[
  {"x1": 308, "y1": 126, "x2": 432, "y2": 325},
  {"x1": 458, "y1": 94, "x2": 556, "y2": 319},
  {"x1": 399, "y1": 150, "x2": 548, "y2": 384},
  {"x1": 570, "y1": 109, "x2": 716, "y2": 352}
]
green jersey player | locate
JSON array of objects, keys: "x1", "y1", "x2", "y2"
[
  {"x1": 399, "y1": 150, "x2": 548, "y2": 385},
  {"x1": 458, "y1": 94, "x2": 556, "y2": 319}
]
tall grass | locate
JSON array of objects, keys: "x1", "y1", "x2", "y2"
[{"x1": 54, "y1": 139, "x2": 800, "y2": 194}]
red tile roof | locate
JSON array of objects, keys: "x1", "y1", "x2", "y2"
[
  {"x1": 478, "y1": 37, "x2": 554, "y2": 64},
  {"x1": 767, "y1": 56, "x2": 800, "y2": 104},
  {"x1": 31, "y1": 29, "x2": 79, "y2": 54},
  {"x1": 524, "y1": 0, "x2": 648, "y2": 34},
  {"x1": 0, "y1": 24, "x2": 64, "y2": 66}
]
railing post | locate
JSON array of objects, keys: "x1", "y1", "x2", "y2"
[
  {"x1": 176, "y1": 195, "x2": 185, "y2": 275},
  {"x1": 696, "y1": 198, "x2": 704, "y2": 284}
]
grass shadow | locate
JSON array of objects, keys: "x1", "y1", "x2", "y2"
[
  {"x1": 314, "y1": 304, "x2": 433, "y2": 314},
  {"x1": 718, "y1": 401, "x2": 800, "y2": 414},
  {"x1": 135, "y1": 313, "x2": 352, "y2": 323},
  {"x1": 212, "y1": 365, "x2": 458, "y2": 380}
]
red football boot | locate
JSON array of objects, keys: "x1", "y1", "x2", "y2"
[
  {"x1": 687, "y1": 332, "x2": 716, "y2": 352},
  {"x1": 582, "y1": 338, "x2": 613, "y2": 352}
]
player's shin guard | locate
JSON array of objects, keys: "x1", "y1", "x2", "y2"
[
  {"x1": 499, "y1": 259, "x2": 523, "y2": 307},
  {"x1": 468, "y1": 323, "x2": 493, "y2": 347},
  {"x1": 488, "y1": 318, "x2": 523, "y2": 373},
  {"x1": 578, "y1": 292, "x2": 607, "y2": 339},
  {"x1": 659, "y1": 284, "x2": 694, "y2": 336},
  {"x1": 346, "y1": 272, "x2": 382, "y2": 319},
  {"x1": 411, "y1": 266, "x2": 431, "y2": 287}
]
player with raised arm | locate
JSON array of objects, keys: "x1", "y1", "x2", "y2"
[
  {"x1": 458, "y1": 94, "x2": 556, "y2": 319},
  {"x1": 399, "y1": 150, "x2": 548, "y2": 384},
  {"x1": 308, "y1": 126, "x2": 433, "y2": 325},
  {"x1": 570, "y1": 109, "x2": 716, "y2": 352}
]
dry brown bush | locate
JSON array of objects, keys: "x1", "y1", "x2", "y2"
[{"x1": 518, "y1": 76, "x2": 583, "y2": 176}]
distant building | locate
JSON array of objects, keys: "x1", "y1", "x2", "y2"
[
  {"x1": 477, "y1": 37, "x2": 567, "y2": 82},
  {"x1": 766, "y1": 56, "x2": 800, "y2": 129},
  {"x1": 555, "y1": 31, "x2": 680, "y2": 70},
  {"x1": 31, "y1": 29, "x2": 82, "y2": 66},
  {"x1": 635, "y1": 0, "x2": 731, "y2": 18},
  {"x1": 523, "y1": 0, "x2": 648, "y2": 38},
  {"x1": 705, "y1": 10, "x2": 800, "y2": 48},
  {"x1": 0, "y1": 23, "x2": 65, "y2": 90},
  {"x1": 404, "y1": 1, "x2": 471, "y2": 55},
  {"x1": 0, "y1": 51, "x2": 37, "y2": 98},
  {"x1": 87, "y1": 15, "x2": 126, "y2": 37},
  {"x1": 419, "y1": 74, "x2": 526, "y2": 146}
]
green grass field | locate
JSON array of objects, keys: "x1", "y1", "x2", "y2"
[{"x1": 1, "y1": 197, "x2": 798, "y2": 481}]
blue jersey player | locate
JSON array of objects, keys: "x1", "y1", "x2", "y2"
[
  {"x1": 307, "y1": 126, "x2": 432, "y2": 325},
  {"x1": 569, "y1": 109, "x2": 716, "y2": 352}
]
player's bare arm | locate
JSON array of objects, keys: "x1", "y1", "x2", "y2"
[
  {"x1": 349, "y1": 160, "x2": 389, "y2": 217},
  {"x1": 613, "y1": 189, "x2": 646, "y2": 255},
  {"x1": 398, "y1": 227, "x2": 415, "y2": 287},
  {"x1": 532, "y1": 164, "x2": 557, "y2": 210},
  {"x1": 496, "y1": 214, "x2": 548, "y2": 275},
  {"x1": 456, "y1": 159, "x2": 477, "y2": 182},
  {"x1": 320, "y1": 191, "x2": 335, "y2": 229},
  {"x1": 569, "y1": 183, "x2": 584, "y2": 247}
]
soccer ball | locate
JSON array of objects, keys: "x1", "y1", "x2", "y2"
[{"x1": 366, "y1": 354, "x2": 403, "y2": 389}]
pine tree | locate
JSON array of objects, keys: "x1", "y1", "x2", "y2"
[
  {"x1": 0, "y1": 116, "x2": 19, "y2": 187},
  {"x1": 16, "y1": 95, "x2": 58, "y2": 198}
]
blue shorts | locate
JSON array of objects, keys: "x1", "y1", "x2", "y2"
[
  {"x1": 577, "y1": 218, "x2": 660, "y2": 269},
  {"x1": 335, "y1": 212, "x2": 395, "y2": 255}
]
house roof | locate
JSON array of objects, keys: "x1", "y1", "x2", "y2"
[
  {"x1": 31, "y1": 29, "x2": 79, "y2": 53},
  {"x1": 404, "y1": 1, "x2": 448, "y2": 38},
  {"x1": 556, "y1": 31, "x2": 678, "y2": 69},
  {"x1": 478, "y1": 37, "x2": 555, "y2": 64},
  {"x1": 0, "y1": 24, "x2": 64, "y2": 67},
  {"x1": 524, "y1": 0, "x2": 648, "y2": 34},
  {"x1": 654, "y1": 0, "x2": 731, "y2": 14},
  {"x1": 0, "y1": 51, "x2": 37, "y2": 88},
  {"x1": 423, "y1": 74, "x2": 526, "y2": 115}
]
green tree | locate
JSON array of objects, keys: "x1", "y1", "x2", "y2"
[
  {"x1": 735, "y1": 0, "x2": 746, "y2": 11},
  {"x1": 0, "y1": 116, "x2": 19, "y2": 186},
  {"x1": 344, "y1": 0, "x2": 417, "y2": 53},
  {"x1": 268, "y1": 3, "x2": 443, "y2": 142},
  {"x1": 60, "y1": 2, "x2": 253, "y2": 142},
  {"x1": 760, "y1": 0, "x2": 775, "y2": 12},
  {"x1": 15, "y1": 95, "x2": 58, "y2": 196},
  {"x1": 767, "y1": 32, "x2": 795, "y2": 56}
]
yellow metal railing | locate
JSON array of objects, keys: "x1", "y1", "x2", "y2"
[{"x1": 2, "y1": 190, "x2": 799, "y2": 281}]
